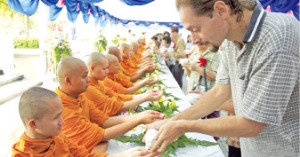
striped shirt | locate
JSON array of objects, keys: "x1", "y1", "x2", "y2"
[{"x1": 216, "y1": 4, "x2": 300, "y2": 157}]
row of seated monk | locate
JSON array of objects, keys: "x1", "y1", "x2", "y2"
[{"x1": 12, "y1": 42, "x2": 165, "y2": 157}]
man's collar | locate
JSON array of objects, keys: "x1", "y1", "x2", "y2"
[{"x1": 243, "y1": 3, "x2": 266, "y2": 43}]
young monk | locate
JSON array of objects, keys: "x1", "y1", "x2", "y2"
[
  {"x1": 107, "y1": 46, "x2": 155, "y2": 87},
  {"x1": 106, "y1": 54, "x2": 156, "y2": 94},
  {"x1": 12, "y1": 87, "x2": 152, "y2": 157},
  {"x1": 107, "y1": 47, "x2": 135, "y2": 88},
  {"x1": 131, "y1": 41, "x2": 155, "y2": 69},
  {"x1": 55, "y1": 56, "x2": 164, "y2": 152},
  {"x1": 85, "y1": 52, "x2": 162, "y2": 116},
  {"x1": 119, "y1": 43, "x2": 156, "y2": 82}
]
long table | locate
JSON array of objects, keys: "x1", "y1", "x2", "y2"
[{"x1": 106, "y1": 62, "x2": 225, "y2": 157}]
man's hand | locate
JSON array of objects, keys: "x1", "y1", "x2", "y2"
[
  {"x1": 150, "y1": 120, "x2": 185, "y2": 154},
  {"x1": 135, "y1": 110, "x2": 165, "y2": 124}
]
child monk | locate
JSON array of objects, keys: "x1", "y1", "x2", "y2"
[
  {"x1": 107, "y1": 46, "x2": 134, "y2": 88},
  {"x1": 107, "y1": 46, "x2": 154, "y2": 88},
  {"x1": 119, "y1": 43, "x2": 156, "y2": 81},
  {"x1": 85, "y1": 52, "x2": 162, "y2": 116},
  {"x1": 55, "y1": 56, "x2": 164, "y2": 152},
  {"x1": 12, "y1": 87, "x2": 152, "y2": 157},
  {"x1": 106, "y1": 54, "x2": 156, "y2": 94}
]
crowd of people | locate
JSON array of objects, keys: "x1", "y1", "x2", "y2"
[{"x1": 11, "y1": 0, "x2": 299, "y2": 157}]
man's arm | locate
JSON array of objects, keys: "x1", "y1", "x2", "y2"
[
  {"x1": 183, "y1": 116, "x2": 266, "y2": 137},
  {"x1": 219, "y1": 100, "x2": 235, "y2": 114},
  {"x1": 152, "y1": 116, "x2": 266, "y2": 153},
  {"x1": 172, "y1": 84, "x2": 232, "y2": 120}
]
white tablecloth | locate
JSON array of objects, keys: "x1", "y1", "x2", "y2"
[{"x1": 107, "y1": 63, "x2": 225, "y2": 157}]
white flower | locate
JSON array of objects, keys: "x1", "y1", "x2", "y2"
[
  {"x1": 153, "y1": 101, "x2": 159, "y2": 106},
  {"x1": 163, "y1": 101, "x2": 169, "y2": 106}
]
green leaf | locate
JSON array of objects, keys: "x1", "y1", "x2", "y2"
[{"x1": 116, "y1": 134, "x2": 145, "y2": 145}]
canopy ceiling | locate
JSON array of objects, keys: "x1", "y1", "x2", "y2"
[{"x1": 7, "y1": 0, "x2": 300, "y2": 28}]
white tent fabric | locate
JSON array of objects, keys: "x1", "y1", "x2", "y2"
[{"x1": 96, "y1": 0, "x2": 181, "y2": 22}]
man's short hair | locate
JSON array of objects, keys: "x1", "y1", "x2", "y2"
[{"x1": 171, "y1": 26, "x2": 179, "y2": 33}]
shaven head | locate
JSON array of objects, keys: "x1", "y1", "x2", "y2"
[
  {"x1": 119, "y1": 43, "x2": 132, "y2": 59},
  {"x1": 57, "y1": 56, "x2": 86, "y2": 85},
  {"x1": 107, "y1": 46, "x2": 122, "y2": 62},
  {"x1": 87, "y1": 52, "x2": 106, "y2": 68},
  {"x1": 57, "y1": 56, "x2": 89, "y2": 97},
  {"x1": 107, "y1": 54, "x2": 118, "y2": 65},
  {"x1": 120, "y1": 43, "x2": 130, "y2": 51},
  {"x1": 19, "y1": 87, "x2": 58, "y2": 126},
  {"x1": 87, "y1": 52, "x2": 109, "y2": 81},
  {"x1": 131, "y1": 41, "x2": 139, "y2": 54},
  {"x1": 106, "y1": 54, "x2": 120, "y2": 75}
]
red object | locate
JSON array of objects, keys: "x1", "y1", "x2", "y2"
[
  {"x1": 173, "y1": 43, "x2": 176, "y2": 48},
  {"x1": 197, "y1": 57, "x2": 207, "y2": 67}
]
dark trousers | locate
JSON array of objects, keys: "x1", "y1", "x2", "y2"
[
  {"x1": 228, "y1": 146, "x2": 241, "y2": 157},
  {"x1": 171, "y1": 61, "x2": 184, "y2": 88}
]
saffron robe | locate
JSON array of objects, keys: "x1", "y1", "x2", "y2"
[
  {"x1": 107, "y1": 71, "x2": 133, "y2": 88},
  {"x1": 55, "y1": 88, "x2": 108, "y2": 152},
  {"x1": 12, "y1": 133, "x2": 107, "y2": 157},
  {"x1": 84, "y1": 77, "x2": 132, "y2": 116},
  {"x1": 103, "y1": 77, "x2": 127, "y2": 94}
]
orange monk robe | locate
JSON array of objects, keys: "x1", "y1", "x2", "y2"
[
  {"x1": 84, "y1": 77, "x2": 132, "y2": 116},
  {"x1": 107, "y1": 71, "x2": 133, "y2": 88},
  {"x1": 89, "y1": 77, "x2": 132, "y2": 102},
  {"x1": 131, "y1": 45, "x2": 145, "y2": 65},
  {"x1": 138, "y1": 44, "x2": 145, "y2": 56},
  {"x1": 120, "y1": 60, "x2": 138, "y2": 77},
  {"x1": 130, "y1": 52, "x2": 142, "y2": 65},
  {"x1": 12, "y1": 133, "x2": 107, "y2": 157},
  {"x1": 55, "y1": 88, "x2": 109, "y2": 152},
  {"x1": 103, "y1": 77, "x2": 127, "y2": 94}
]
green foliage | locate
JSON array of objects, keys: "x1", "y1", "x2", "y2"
[
  {"x1": 0, "y1": 0, "x2": 16, "y2": 17},
  {"x1": 116, "y1": 133, "x2": 145, "y2": 145},
  {"x1": 116, "y1": 134, "x2": 217, "y2": 156},
  {"x1": 13, "y1": 38, "x2": 39, "y2": 49},
  {"x1": 52, "y1": 40, "x2": 72, "y2": 65},
  {"x1": 111, "y1": 36, "x2": 127, "y2": 46},
  {"x1": 94, "y1": 37, "x2": 107, "y2": 53},
  {"x1": 135, "y1": 101, "x2": 179, "y2": 119},
  {"x1": 119, "y1": 53, "x2": 218, "y2": 156}
]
